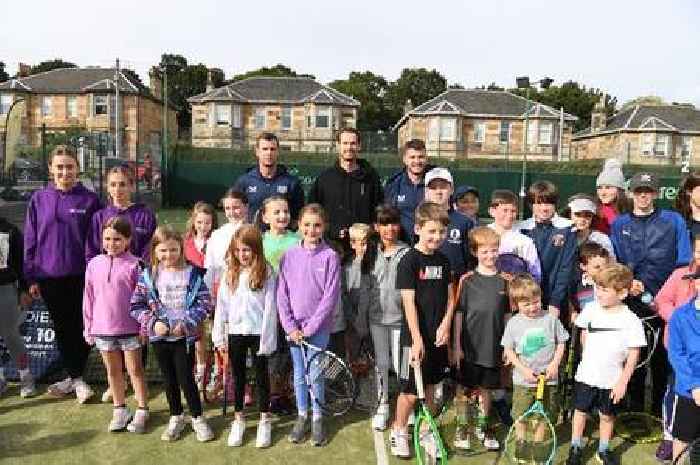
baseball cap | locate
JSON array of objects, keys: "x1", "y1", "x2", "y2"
[
  {"x1": 424, "y1": 167, "x2": 453, "y2": 186},
  {"x1": 454, "y1": 185, "x2": 479, "y2": 200},
  {"x1": 496, "y1": 253, "x2": 529, "y2": 275},
  {"x1": 568, "y1": 197, "x2": 597, "y2": 214},
  {"x1": 628, "y1": 172, "x2": 659, "y2": 192}
]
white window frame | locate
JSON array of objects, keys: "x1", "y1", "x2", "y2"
[
  {"x1": 641, "y1": 133, "x2": 654, "y2": 156},
  {"x1": 281, "y1": 106, "x2": 292, "y2": 130},
  {"x1": 315, "y1": 106, "x2": 330, "y2": 129},
  {"x1": 654, "y1": 134, "x2": 669, "y2": 157},
  {"x1": 538, "y1": 121, "x2": 553, "y2": 145},
  {"x1": 67, "y1": 96, "x2": 78, "y2": 118},
  {"x1": 526, "y1": 121, "x2": 537, "y2": 146},
  {"x1": 232, "y1": 104, "x2": 242, "y2": 128},
  {"x1": 94, "y1": 95, "x2": 108, "y2": 116},
  {"x1": 681, "y1": 136, "x2": 693, "y2": 158},
  {"x1": 0, "y1": 94, "x2": 12, "y2": 115},
  {"x1": 255, "y1": 107, "x2": 266, "y2": 130},
  {"x1": 215, "y1": 103, "x2": 231, "y2": 126},
  {"x1": 428, "y1": 118, "x2": 439, "y2": 142},
  {"x1": 473, "y1": 120, "x2": 485, "y2": 143},
  {"x1": 42, "y1": 96, "x2": 52, "y2": 117},
  {"x1": 499, "y1": 121, "x2": 510, "y2": 144}
]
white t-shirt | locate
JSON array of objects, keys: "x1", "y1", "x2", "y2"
[
  {"x1": 574, "y1": 302, "x2": 646, "y2": 389},
  {"x1": 156, "y1": 266, "x2": 190, "y2": 324},
  {"x1": 203, "y1": 221, "x2": 243, "y2": 289}
]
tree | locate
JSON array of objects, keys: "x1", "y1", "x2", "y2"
[
  {"x1": 329, "y1": 71, "x2": 392, "y2": 131},
  {"x1": 229, "y1": 64, "x2": 314, "y2": 83},
  {"x1": 29, "y1": 59, "x2": 77, "y2": 75},
  {"x1": 384, "y1": 68, "x2": 447, "y2": 123},
  {"x1": 159, "y1": 54, "x2": 226, "y2": 132},
  {"x1": 620, "y1": 95, "x2": 667, "y2": 111},
  {"x1": 510, "y1": 81, "x2": 617, "y2": 131},
  {"x1": 0, "y1": 61, "x2": 8, "y2": 82}
]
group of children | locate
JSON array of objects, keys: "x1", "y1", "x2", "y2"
[{"x1": 1, "y1": 145, "x2": 699, "y2": 463}]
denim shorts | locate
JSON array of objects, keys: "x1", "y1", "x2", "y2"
[{"x1": 95, "y1": 335, "x2": 142, "y2": 352}]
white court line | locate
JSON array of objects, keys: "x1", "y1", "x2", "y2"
[{"x1": 373, "y1": 429, "x2": 389, "y2": 465}]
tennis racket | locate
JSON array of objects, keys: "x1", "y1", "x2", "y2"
[
  {"x1": 636, "y1": 315, "x2": 661, "y2": 370},
  {"x1": 299, "y1": 339, "x2": 356, "y2": 416},
  {"x1": 559, "y1": 325, "x2": 579, "y2": 424},
  {"x1": 201, "y1": 342, "x2": 226, "y2": 403},
  {"x1": 615, "y1": 412, "x2": 663, "y2": 444},
  {"x1": 452, "y1": 386, "x2": 486, "y2": 455},
  {"x1": 503, "y1": 375, "x2": 557, "y2": 465},
  {"x1": 351, "y1": 337, "x2": 384, "y2": 414},
  {"x1": 674, "y1": 437, "x2": 700, "y2": 465},
  {"x1": 413, "y1": 363, "x2": 448, "y2": 465}
]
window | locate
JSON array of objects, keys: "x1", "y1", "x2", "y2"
[
  {"x1": 428, "y1": 118, "x2": 439, "y2": 142},
  {"x1": 42, "y1": 96, "x2": 52, "y2": 117},
  {"x1": 538, "y1": 122, "x2": 553, "y2": 145},
  {"x1": 94, "y1": 95, "x2": 108, "y2": 115},
  {"x1": 641, "y1": 133, "x2": 654, "y2": 156},
  {"x1": 255, "y1": 107, "x2": 266, "y2": 129},
  {"x1": 67, "y1": 96, "x2": 77, "y2": 118},
  {"x1": 439, "y1": 118, "x2": 455, "y2": 141},
  {"x1": 281, "y1": 107, "x2": 292, "y2": 130},
  {"x1": 0, "y1": 94, "x2": 12, "y2": 114},
  {"x1": 232, "y1": 105, "x2": 241, "y2": 128},
  {"x1": 315, "y1": 106, "x2": 330, "y2": 128},
  {"x1": 215, "y1": 104, "x2": 231, "y2": 126},
  {"x1": 681, "y1": 136, "x2": 693, "y2": 158},
  {"x1": 654, "y1": 134, "x2": 669, "y2": 157},
  {"x1": 499, "y1": 121, "x2": 510, "y2": 144},
  {"x1": 526, "y1": 121, "x2": 537, "y2": 146},
  {"x1": 473, "y1": 121, "x2": 485, "y2": 143}
]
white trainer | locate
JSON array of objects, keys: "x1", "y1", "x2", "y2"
[
  {"x1": 256, "y1": 417, "x2": 272, "y2": 448},
  {"x1": 19, "y1": 370, "x2": 37, "y2": 398},
  {"x1": 161, "y1": 415, "x2": 186, "y2": 441},
  {"x1": 390, "y1": 429, "x2": 411, "y2": 458},
  {"x1": 372, "y1": 403, "x2": 390, "y2": 431},
  {"x1": 228, "y1": 418, "x2": 246, "y2": 447},
  {"x1": 192, "y1": 416, "x2": 214, "y2": 442},
  {"x1": 47, "y1": 377, "x2": 74, "y2": 397},
  {"x1": 73, "y1": 379, "x2": 95, "y2": 404},
  {"x1": 127, "y1": 408, "x2": 149, "y2": 433},
  {"x1": 108, "y1": 407, "x2": 132, "y2": 432}
]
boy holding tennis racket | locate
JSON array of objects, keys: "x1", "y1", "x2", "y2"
[
  {"x1": 390, "y1": 202, "x2": 455, "y2": 458},
  {"x1": 502, "y1": 275, "x2": 568, "y2": 461},
  {"x1": 667, "y1": 269, "x2": 700, "y2": 463},
  {"x1": 566, "y1": 264, "x2": 646, "y2": 465}
]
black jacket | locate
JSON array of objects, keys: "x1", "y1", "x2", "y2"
[
  {"x1": 0, "y1": 217, "x2": 27, "y2": 291},
  {"x1": 308, "y1": 159, "x2": 383, "y2": 241}
]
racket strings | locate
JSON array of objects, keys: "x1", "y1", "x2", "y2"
[{"x1": 506, "y1": 411, "x2": 556, "y2": 465}]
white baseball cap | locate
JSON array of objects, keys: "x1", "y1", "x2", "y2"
[
  {"x1": 424, "y1": 167, "x2": 453, "y2": 186},
  {"x1": 568, "y1": 197, "x2": 597, "y2": 214}
]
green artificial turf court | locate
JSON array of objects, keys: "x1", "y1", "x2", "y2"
[{"x1": 0, "y1": 380, "x2": 661, "y2": 465}]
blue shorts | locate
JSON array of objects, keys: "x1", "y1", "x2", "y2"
[{"x1": 95, "y1": 335, "x2": 141, "y2": 352}]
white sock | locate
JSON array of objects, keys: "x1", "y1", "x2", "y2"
[{"x1": 19, "y1": 368, "x2": 31, "y2": 380}]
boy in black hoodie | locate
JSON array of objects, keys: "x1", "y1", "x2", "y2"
[{"x1": 0, "y1": 213, "x2": 36, "y2": 397}]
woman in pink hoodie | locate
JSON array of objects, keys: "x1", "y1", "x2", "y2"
[
  {"x1": 83, "y1": 216, "x2": 148, "y2": 433},
  {"x1": 653, "y1": 234, "x2": 700, "y2": 460}
]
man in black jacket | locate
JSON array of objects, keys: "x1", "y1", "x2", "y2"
[{"x1": 308, "y1": 128, "x2": 383, "y2": 253}]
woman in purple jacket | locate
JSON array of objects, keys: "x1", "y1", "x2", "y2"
[{"x1": 24, "y1": 145, "x2": 101, "y2": 402}]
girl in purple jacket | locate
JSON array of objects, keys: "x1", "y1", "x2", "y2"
[
  {"x1": 83, "y1": 217, "x2": 148, "y2": 433},
  {"x1": 24, "y1": 145, "x2": 100, "y2": 402},
  {"x1": 277, "y1": 204, "x2": 341, "y2": 447}
]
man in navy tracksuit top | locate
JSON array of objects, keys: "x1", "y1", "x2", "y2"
[
  {"x1": 422, "y1": 167, "x2": 475, "y2": 281},
  {"x1": 516, "y1": 181, "x2": 577, "y2": 321},
  {"x1": 232, "y1": 132, "x2": 305, "y2": 223},
  {"x1": 611, "y1": 172, "x2": 691, "y2": 414},
  {"x1": 383, "y1": 139, "x2": 435, "y2": 244}
]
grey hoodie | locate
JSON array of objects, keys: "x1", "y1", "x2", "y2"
[
  {"x1": 341, "y1": 256, "x2": 374, "y2": 337},
  {"x1": 370, "y1": 241, "x2": 410, "y2": 326}
]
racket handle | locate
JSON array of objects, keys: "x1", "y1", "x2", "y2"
[
  {"x1": 536, "y1": 374, "x2": 546, "y2": 400},
  {"x1": 413, "y1": 363, "x2": 425, "y2": 400}
]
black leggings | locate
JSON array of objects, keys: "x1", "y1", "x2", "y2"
[
  {"x1": 628, "y1": 340, "x2": 669, "y2": 415},
  {"x1": 39, "y1": 276, "x2": 90, "y2": 379},
  {"x1": 228, "y1": 334, "x2": 270, "y2": 413},
  {"x1": 153, "y1": 340, "x2": 201, "y2": 417}
]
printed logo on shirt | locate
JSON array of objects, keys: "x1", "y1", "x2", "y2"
[
  {"x1": 587, "y1": 321, "x2": 621, "y2": 333},
  {"x1": 551, "y1": 234, "x2": 565, "y2": 247},
  {"x1": 69, "y1": 208, "x2": 87, "y2": 214},
  {"x1": 518, "y1": 327, "x2": 548, "y2": 357},
  {"x1": 277, "y1": 185, "x2": 288, "y2": 194},
  {"x1": 622, "y1": 229, "x2": 632, "y2": 237},
  {"x1": 419, "y1": 266, "x2": 443, "y2": 280},
  {"x1": 0, "y1": 233, "x2": 8, "y2": 270},
  {"x1": 448, "y1": 228, "x2": 461, "y2": 244},
  {"x1": 397, "y1": 195, "x2": 406, "y2": 203},
  {"x1": 248, "y1": 186, "x2": 257, "y2": 193}
]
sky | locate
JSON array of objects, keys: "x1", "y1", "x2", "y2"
[{"x1": 2, "y1": 0, "x2": 699, "y2": 110}]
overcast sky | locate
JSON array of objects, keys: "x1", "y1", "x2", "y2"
[{"x1": 2, "y1": 0, "x2": 699, "y2": 109}]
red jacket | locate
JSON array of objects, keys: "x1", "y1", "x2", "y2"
[{"x1": 184, "y1": 235, "x2": 206, "y2": 268}]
